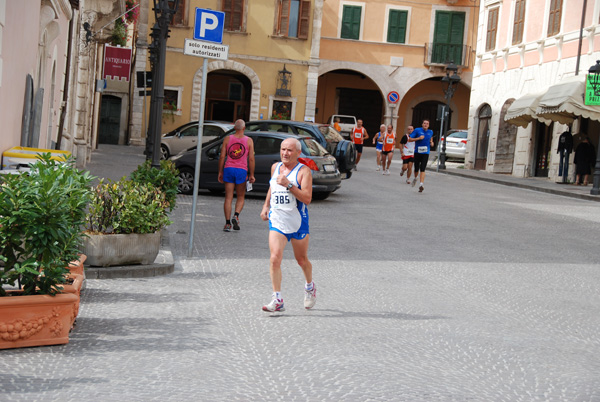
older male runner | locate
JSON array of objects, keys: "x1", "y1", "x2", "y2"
[{"x1": 260, "y1": 138, "x2": 316, "y2": 312}]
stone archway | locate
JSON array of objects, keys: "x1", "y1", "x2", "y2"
[{"x1": 191, "y1": 60, "x2": 261, "y2": 121}]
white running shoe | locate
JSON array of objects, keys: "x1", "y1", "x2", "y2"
[
  {"x1": 400, "y1": 170, "x2": 405, "y2": 176},
  {"x1": 304, "y1": 285, "x2": 316, "y2": 309},
  {"x1": 419, "y1": 185, "x2": 424, "y2": 192},
  {"x1": 262, "y1": 298, "x2": 285, "y2": 312},
  {"x1": 411, "y1": 178, "x2": 417, "y2": 187},
  {"x1": 376, "y1": 166, "x2": 380, "y2": 171}
]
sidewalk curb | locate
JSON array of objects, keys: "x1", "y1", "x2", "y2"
[{"x1": 430, "y1": 167, "x2": 600, "y2": 202}]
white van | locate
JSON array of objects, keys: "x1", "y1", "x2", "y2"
[{"x1": 327, "y1": 115, "x2": 357, "y2": 139}]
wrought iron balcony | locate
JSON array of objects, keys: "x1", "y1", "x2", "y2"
[{"x1": 424, "y1": 43, "x2": 471, "y2": 68}]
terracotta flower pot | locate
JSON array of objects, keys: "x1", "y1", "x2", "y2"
[
  {"x1": 60, "y1": 274, "x2": 84, "y2": 326},
  {"x1": 67, "y1": 254, "x2": 87, "y2": 276},
  {"x1": 0, "y1": 293, "x2": 79, "y2": 349}
]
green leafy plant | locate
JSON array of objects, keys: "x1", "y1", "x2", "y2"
[
  {"x1": 110, "y1": 18, "x2": 127, "y2": 47},
  {"x1": 130, "y1": 160, "x2": 179, "y2": 212},
  {"x1": 86, "y1": 178, "x2": 171, "y2": 235},
  {"x1": 0, "y1": 154, "x2": 93, "y2": 296}
]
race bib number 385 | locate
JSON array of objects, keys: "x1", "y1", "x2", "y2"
[{"x1": 271, "y1": 190, "x2": 295, "y2": 210}]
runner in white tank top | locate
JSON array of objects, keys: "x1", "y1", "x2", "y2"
[{"x1": 260, "y1": 138, "x2": 316, "y2": 313}]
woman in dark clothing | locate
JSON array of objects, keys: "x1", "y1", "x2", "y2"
[{"x1": 574, "y1": 136, "x2": 596, "y2": 185}]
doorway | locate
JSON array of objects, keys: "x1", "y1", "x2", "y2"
[
  {"x1": 206, "y1": 70, "x2": 251, "y2": 122},
  {"x1": 98, "y1": 95, "x2": 121, "y2": 144},
  {"x1": 534, "y1": 121, "x2": 553, "y2": 177},
  {"x1": 475, "y1": 104, "x2": 492, "y2": 170},
  {"x1": 412, "y1": 100, "x2": 446, "y2": 145}
]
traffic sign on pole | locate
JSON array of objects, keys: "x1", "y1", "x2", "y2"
[
  {"x1": 184, "y1": 39, "x2": 229, "y2": 60},
  {"x1": 387, "y1": 91, "x2": 400, "y2": 104},
  {"x1": 193, "y1": 8, "x2": 225, "y2": 44}
]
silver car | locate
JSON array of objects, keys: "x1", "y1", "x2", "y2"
[
  {"x1": 442, "y1": 129, "x2": 468, "y2": 160},
  {"x1": 160, "y1": 121, "x2": 234, "y2": 160}
]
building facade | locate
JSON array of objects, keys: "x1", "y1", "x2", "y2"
[
  {"x1": 468, "y1": 0, "x2": 600, "y2": 180},
  {"x1": 316, "y1": 0, "x2": 477, "y2": 140}
]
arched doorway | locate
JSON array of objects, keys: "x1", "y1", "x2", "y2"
[
  {"x1": 474, "y1": 104, "x2": 492, "y2": 170},
  {"x1": 316, "y1": 69, "x2": 384, "y2": 139},
  {"x1": 534, "y1": 121, "x2": 554, "y2": 177},
  {"x1": 206, "y1": 70, "x2": 251, "y2": 122},
  {"x1": 98, "y1": 95, "x2": 122, "y2": 144},
  {"x1": 494, "y1": 100, "x2": 518, "y2": 173}
]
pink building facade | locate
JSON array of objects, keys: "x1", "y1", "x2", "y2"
[{"x1": 467, "y1": 0, "x2": 600, "y2": 180}]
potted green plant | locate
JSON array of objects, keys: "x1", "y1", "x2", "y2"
[
  {"x1": 82, "y1": 160, "x2": 178, "y2": 267},
  {"x1": 0, "y1": 154, "x2": 93, "y2": 349}
]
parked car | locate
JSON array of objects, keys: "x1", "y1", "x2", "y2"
[
  {"x1": 171, "y1": 132, "x2": 342, "y2": 200},
  {"x1": 238, "y1": 120, "x2": 356, "y2": 178},
  {"x1": 326, "y1": 115, "x2": 357, "y2": 139},
  {"x1": 160, "y1": 120, "x2": 234, "y2": 160},
  {"x1": 441, "y1": 129, "x2": 468, "y2": 160}
]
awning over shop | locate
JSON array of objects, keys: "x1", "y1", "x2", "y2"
[
  {"x1": 504, "y1": 92, "x2": 549, "y2": 128},
  {"x1": 536, "y1": 75, "x2": 600, "y2": 125}
]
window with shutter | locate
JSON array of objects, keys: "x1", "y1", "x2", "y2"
[
  {"x1": 275, "y1": 0, "x2": 311, "y2": 39},
  {"x1": 485, "y1": 8, "x2": 499, "y2": 51},
  {"x1": 512, "y1": 0, "x2": 526, "y2": 45},
  {"x1": 222, "y1": 0, "x2": 245, "y2": 32},
  {"x1": 432, "y1": 11, "x2": 465, "y2": 64},
  {"x1": 387, "y1": 9, "x2": 407, "y2": 44},
  {"x1": 547, "y1": 0, "x2": 562, "y2": 36},
  {"x1": 341, "y1": 5, "x2": 361, "y2": 40},
  {"x1": 170, "y1": 0, "x2": 186, "y2": 26}
]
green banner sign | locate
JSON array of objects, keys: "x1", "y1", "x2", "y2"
[{"x1": 585, "y1": 75, "x2": 600, "y2": 105}]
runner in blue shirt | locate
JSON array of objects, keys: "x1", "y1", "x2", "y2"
[{"x1": 408, "y1": 119, "x2": 435, "y2": 192}]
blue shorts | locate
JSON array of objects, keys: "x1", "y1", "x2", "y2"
[
  {"x1": 223, "y1": 167, "x2": 247, "y2": 184},
  {"x1": 269, "y1": 225, "x2": 309, "y2": 241},
  {"x1": 375, "y1": 142, "x2": 383, "y2": 151}
]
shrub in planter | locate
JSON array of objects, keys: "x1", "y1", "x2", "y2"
[
  {"x1": 129, "y1": 159, "x2": 179, "y2": 213},
  {"x1": 0, "y1": 154, "x2": 93, "y2": 296}
]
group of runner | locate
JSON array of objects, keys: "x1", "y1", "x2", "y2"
[{"x1": 216, "y1": 118, "x2": 435, "y2": 313}]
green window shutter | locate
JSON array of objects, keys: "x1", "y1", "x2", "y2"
[
  {"x1": 432, "y1": 11, "x2": 465, "y2": 64},
  {"x1": 341, "y1": 5, "x2": 361, "y2": 40},
  {"x1": 387, "y1": 10, "x2": 407, "y2": 44}
]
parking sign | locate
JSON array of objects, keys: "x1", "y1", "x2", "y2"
[{"x1": 194, "y1": 8, "x2": 225, "y2": 44}]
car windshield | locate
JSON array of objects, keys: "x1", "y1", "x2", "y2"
[
  {"x1": 318, "y1": 126, "x2": 344, "y2": 143},
  {"x1": 300, "y1": 138, "x2": 329, "y2": 156},
  {"x1": 337, "y1": 116, "x2": 355, "y2": 124},
  {"x1": 448, "y1": 131, "x2": 468, "y2": 139}
]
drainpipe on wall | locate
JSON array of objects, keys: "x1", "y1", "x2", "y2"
[
  {"x1": 574, "y1": 0, "x2": 588, "y2": 76},
  {"x1": 56, "y1": 14, "x2": 75, "y2": 150}
]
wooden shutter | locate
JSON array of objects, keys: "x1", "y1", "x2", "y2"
[
  {"x1": 547, "y1": 0, "x2": 562, "y2": 36},
  {"x1": 512, "y1": 0, "x2": 526, "y2": 45},
  {"x1": 432, "y1": 11, "x2": 464, "y2": 64},
  {"x1": 276, "y1": 0, "x2": 290, "y2": 36},
  {"x1": 222, "y1": 0, "x2": 244, "y2": 32},
  {"x1": 297, "y1": 0, "x2": 311, "y2": 39},
  {"x1": 341, "y1": 5, "x2": 361, "y2": 40},
  {"x1": 387, "y1": 10, "x2": 407, "y2": 44},
  {"x1": 170, "y1": 0, "x2": 185, "y2": 25},
  {"x1": 485, "y1": 8, "x2": 499, "y2": 51}
]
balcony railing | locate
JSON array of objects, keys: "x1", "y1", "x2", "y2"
[{"x1": 425, "y1": 43, "x2": 471, "y2": 68}]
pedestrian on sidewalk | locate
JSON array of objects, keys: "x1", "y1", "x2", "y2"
[
  {"x1": 380, "y1": 124, "x2": 396, "y2": 175},
  {"x1": 400, "y1": 125, "x2": 415, "y2": 183},
  {"x1": 260, "y1": 138, "x2": 316, "y2": 312},
  {"x1": 574, "y1": 135, "x2": 596, "y2": 186},
  {"x1": 372, "y1": 124, "x2": 386, "y2": 171},
  {"x1": 218, "y1": 119, "x2": 256, "y2": 231},
  {"x1": 351, "y1": 119, "x2": 369, "y2": 171},
  {"x1": 408, "y1": 119, "x2": 434, "y2": 192}
]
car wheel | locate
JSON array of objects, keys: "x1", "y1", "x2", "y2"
[
  {"x1": 160, "y1": 145, "x2": 170, "y2": 160},
  {"x1": 334, "y1": 140, "x2": 356, "y2": 174},
  {"x1": 177, "y1": 167, "x2": 195, "y2": 195},
  {"x1": 312, "y1": 192, "x2": 331, "y2": 200}
]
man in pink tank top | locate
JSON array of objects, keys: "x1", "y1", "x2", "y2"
[{"x1": 218, "y1": 119, "x2": 255, "y2": 232}]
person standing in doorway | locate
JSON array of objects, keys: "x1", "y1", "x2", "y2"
[
  {"x1": 409, "y1": 119, "x2": 434, "y2": 192},
  {"x1": 351, "y1": 119, "x2": 369, "y2": 170},
  {"x1": 400, "y1": 125, "x2": 415, "y2": 183},
  {"x1": 380, "y1": 124, "x2": 396, "y2": 175},
  {"x1": 218, "y1": 119, "x2": 256, "y2": 231},
  {"x1": 260, "y1": 138, "x2": 316, "y2": 312},
  {"x1": 372, "y1": 124, "x2": 386, "y2": 171},
  {"x1": 574, "y1": 135, "x2": 596, "y2": 185}
]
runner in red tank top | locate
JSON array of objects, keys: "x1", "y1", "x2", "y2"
[{"x1": 351, "y1": 119, "x2": 369, "y2": 170}]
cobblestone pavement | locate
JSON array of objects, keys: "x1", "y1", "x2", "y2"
[{"x1": 1, "y1": 147, "x2": 599, "y2": 401}]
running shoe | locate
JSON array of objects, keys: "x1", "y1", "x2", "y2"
[
  {"x1": 419, "y1": 185, "x2": 424, "y2": 193},
  {"x1": 304, "y1": 285, "x2": 317, "y2": 309},
  {"x1": 223, "y1": 223, "x2": 232, "y2": 232},
  {"x1": 232, "y1": 217, "x2": 240, "y2": 231},
  {"x1": 400, "y1": 170, "x2": 405, "y2": 176},
  {"x1": 406, "y1": 179, "x2": 411, "y2": 184},
  {"x1": 376, "y1": 166, "x2": 380, "y2": 171},
  {"x1": 262, "y1": 298, "x2": 285, "y2": 312},
  {"x1": 411, "y1": 178, "x2": 417, "y2": 187},
  {"x1": 382, "y1": 169, "x2": 386, "y2": 175}
]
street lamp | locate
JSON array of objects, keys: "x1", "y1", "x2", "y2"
[
  {"x1": 439, "y1": 61, "x2": 461, "y2": 170},
  {"x1": 146, "y1": 0, "x2": 180, "y2": 168},
  {"x1": 587, "y1": 60, "x2": 600, "y2": 195}
]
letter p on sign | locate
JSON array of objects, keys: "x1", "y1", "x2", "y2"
[{"x1": 193, "y1": 8, "x2": 225, "y2": 44}]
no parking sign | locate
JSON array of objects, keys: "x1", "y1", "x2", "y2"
[{"x1": 387, "y1": 91, "x2": 400, "y2": 104}]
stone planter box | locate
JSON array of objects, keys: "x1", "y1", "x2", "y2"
[{"x1": 82, "y1": 232, "x2": 161, "y2": 267}]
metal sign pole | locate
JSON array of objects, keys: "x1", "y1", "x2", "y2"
[
  {"x1": 187, "y1": 57, "x2": 208, "y2": 257},
  {"x1": 437, "y1": 106, "x2": 445, "y2": 172}
]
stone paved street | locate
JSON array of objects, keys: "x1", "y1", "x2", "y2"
[{"x1": 1, "y1": 147, "x2": 599, "y2": 401}]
